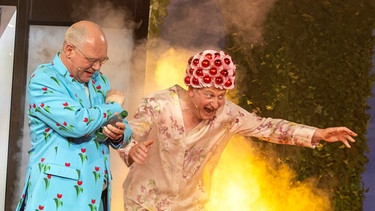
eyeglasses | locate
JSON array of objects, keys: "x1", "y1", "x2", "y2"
[{"x1": 73, "y1": 45, "x2": 109, "y2": 66}]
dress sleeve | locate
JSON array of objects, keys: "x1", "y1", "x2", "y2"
[
  {"x1": 228, "y1": 102, "x2": 318, "y2": 148},
  {"x1": 119, "y1": 96, "x2": 160, "y2": 166}
]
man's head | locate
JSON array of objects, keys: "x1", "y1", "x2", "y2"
[
  {"x1": 185, "y1": 50, "x2": 236, "y2": 120},
  {"x1": 184, "y1": 50, "x2": 236, "y2": 90},
  {"x1": 188, "y1": 85, "x2": 227, "y2": 120},
  {"x1": 61, "y1": 20, "x2": 109, "y2": 83}
]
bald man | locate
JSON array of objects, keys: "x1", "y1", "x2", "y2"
[{"x1": 16, "y1": 20, "x2": 132, "y2": 211}]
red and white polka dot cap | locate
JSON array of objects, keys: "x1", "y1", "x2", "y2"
[{"x1": 184, "y1": 50, "x2": 236, "y2": 90}]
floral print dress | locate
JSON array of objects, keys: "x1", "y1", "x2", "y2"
[
  {"x1": 121, "y1": 85, "x2": 317, "y2": 211},
  {"x1": 16, "y1": 53, "x2": 132, "y2": 211}
]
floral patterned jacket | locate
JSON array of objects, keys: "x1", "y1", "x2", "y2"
[
  {"x1": 121, "y1": 85, "x2": 317, "y2": 211},
  {"x1": 16, "y1": 53, "x2": 132, "y2": 211}
]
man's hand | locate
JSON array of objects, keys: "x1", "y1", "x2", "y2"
[
  {"x1": 313, "y1": 127, "x2": 357, "y2": 148},
  {"x1": 129, "y1": 139, "x2": 154, "y2": 165},
  {"x1": 102, "y1": 122, "x2": 125, "y2": 141}
]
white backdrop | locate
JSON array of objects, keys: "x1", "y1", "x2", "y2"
[{"x1": 0, "y1": 7, "x2": 16, "y2": 211}]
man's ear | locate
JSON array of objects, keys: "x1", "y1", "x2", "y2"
[
  {"x1": 63, "y1": 43, "x2": 74, "y2": 58},
  {"x1": 187, "y1": 86, "x2": 194, "y2": 97}
]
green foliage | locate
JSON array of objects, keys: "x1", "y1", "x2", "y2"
[
  {"x1": 227, "y1": 0, "x2": 375, "y2": 210},
  {"x1": 148, "y1": 0, "x2": 171, "y2": 39},
  {"x1": 148, "y1": 0, "x2": 375, "y2": 210}
]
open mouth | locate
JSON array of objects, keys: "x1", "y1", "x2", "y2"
[{"x1": 204, "y1": 106, "x2": 215, "y2": 114}]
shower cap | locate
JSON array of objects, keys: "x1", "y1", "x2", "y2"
[{"x1": 183, "y1": 50, "x2": 236, "y2": 89}]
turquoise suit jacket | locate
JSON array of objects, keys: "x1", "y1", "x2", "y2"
[{"x1": 16, "y1": 53, "x2": 132, "y2": 211}]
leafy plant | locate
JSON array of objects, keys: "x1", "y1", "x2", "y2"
[
  {"x1": 149, "y1": 0, "x2": 171, "y2": 39},
  {"x1": 148, "y1": 0, "x2": 375, "y2": 210},
  {"x1": 227, "y1": 0, "x2": 375, "y2": 210}
]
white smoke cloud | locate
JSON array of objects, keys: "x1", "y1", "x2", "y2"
[{"x1": 11, "y1": 0, "x2": 278, "y2": 210}]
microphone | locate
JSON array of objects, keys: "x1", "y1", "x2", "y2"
[{"x1": 69, "y1": 58, "x2": 82, "y2": 71}]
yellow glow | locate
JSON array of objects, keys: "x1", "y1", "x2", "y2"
[
  {"x1": 146, "y1": 49, "x2": 332, "y2": 211},
  {"x1": 144, "y1": 48, "x2": 192, "y2": 94},
  {"x1": 206, "y1": 136, "x2": 331, "y2": 211},
  {"x1": 154, "y1": 48, "x2": 187, "y2": 89},
  {"x1": 110, "y1": 48, "x2": 333, "y2": 211}
]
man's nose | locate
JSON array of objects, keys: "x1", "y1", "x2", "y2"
[
  {"x1": 91, "y1": 61, "x2": 102, "y2": 70},
  {"x1": 211, "y1": 98, "x2": 219, "y2": 109}
]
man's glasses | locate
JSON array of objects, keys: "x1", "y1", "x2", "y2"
[{"x1": 73, "y1": 45, "x2": 109, "y2": 66}]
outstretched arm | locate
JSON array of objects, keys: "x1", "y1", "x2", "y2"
[{"x1": 312, "y1": 127, "x2": 357, "y2": 148}]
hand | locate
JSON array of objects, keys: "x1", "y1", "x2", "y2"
[
  {"x1": 106, "y1": 89, "x2": 125, "y2": 106},
  {"x1": 102, "y1": 122, "x2": 126, "y2": 141},
  {"x1": 129, "y1": 139, "x2": 154, "y2": 165},
  {"x1": 313, "y1": 127, "x2": 357, "y2": 148}
]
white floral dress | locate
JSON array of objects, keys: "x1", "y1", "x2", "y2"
[{"x1": 121, "y1": 85, "x2": 317, "y2": 211}]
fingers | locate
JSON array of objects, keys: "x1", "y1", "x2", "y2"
[
  {"x1": 131, "y1": 145, "x2": 147, "y2": 164},
  {"x1": 130, "y1": 141, "x2": 153, "y2": 165},
  {"x1": 341, "y1": 140, "x2": 352, "y2": 148},
  {"x1": 102, "y1": 124, "x2": 125, "y2": 140},
  {"x1": 331, "y1": 127, "x2": 358, "y2": 137},
  {"x1": 341, "y1": 134, "x2": 356, "y2": 148},
  {"x1": 330, "y1": 127, "x2": 357, "y2": 148},
  {"x1": 143, "y1": 139, "x2": 154, "y2": 147},
  {"x1": 320, "y1": 127, "x2": 357, "y2": 148},
  {"x1": 347, "y1": 136, "x2": 356, "y2": 143},
  {"x1": 114, "y1": 122, "x2": 126, "y2": 131}
]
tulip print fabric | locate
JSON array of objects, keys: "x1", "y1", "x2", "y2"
[{"x1": 16, "y1": 53, "x2": 132, "y2": 211}]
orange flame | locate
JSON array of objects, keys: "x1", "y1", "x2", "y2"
[
  {"x1": 150, "y1": 49, "x2": 332, "y2": 211},
  {"x1": 108, "y1": 48, "x2": 332, "y2": 211},
  {"x1": 205, "y1": 136, "x2": 331, "y2": 210}
]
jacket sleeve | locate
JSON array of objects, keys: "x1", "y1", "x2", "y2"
[
  {"x1": 27, "y1": 66, "x2": 123, "y2": 139},
  {"x1": 109, "y1": 118, "x2": 133, "y2": 149}
]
